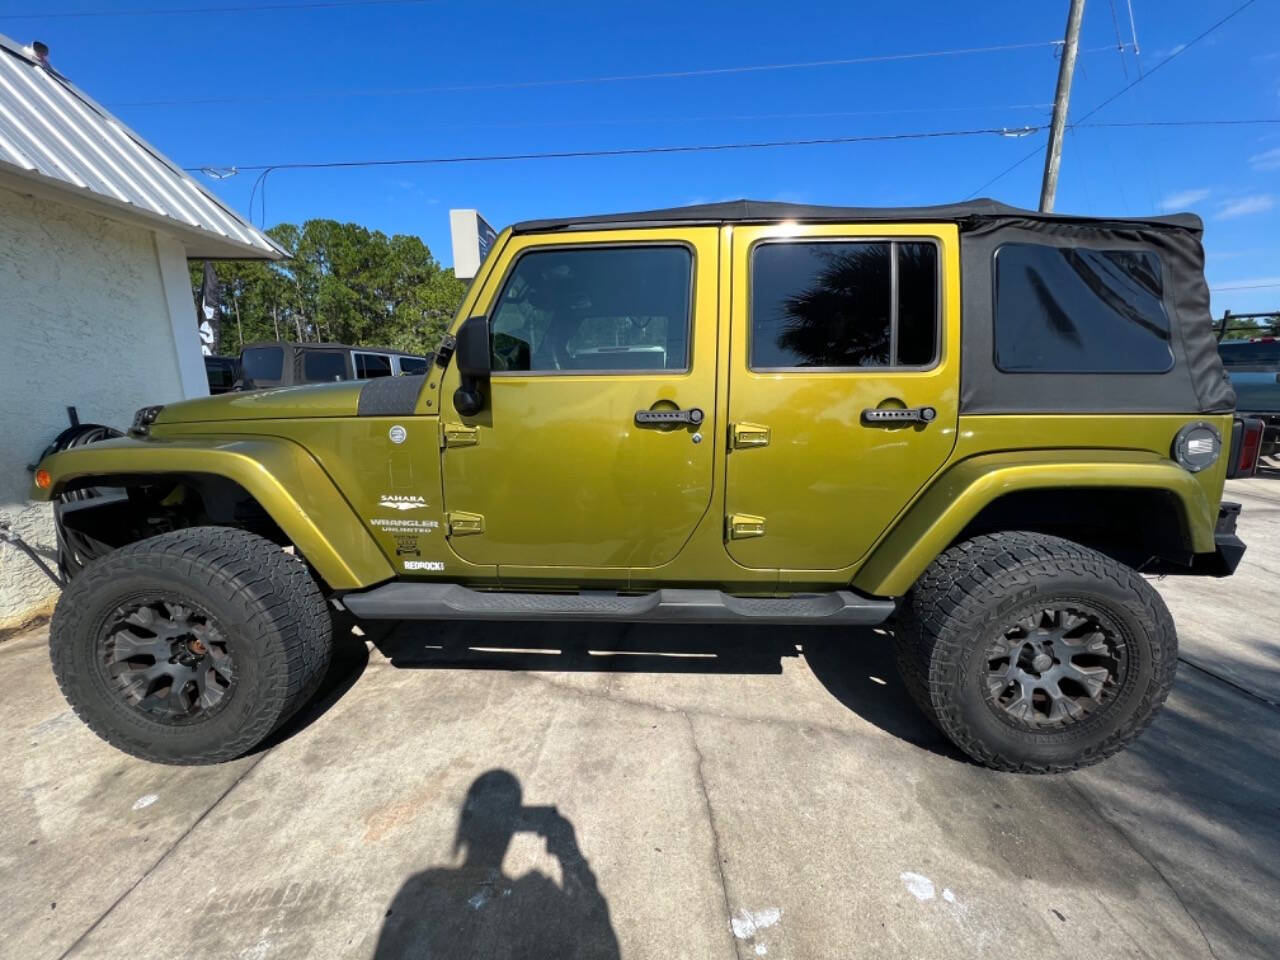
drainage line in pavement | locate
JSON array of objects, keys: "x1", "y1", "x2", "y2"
[{"x1": 1177, "y1": 656, "x2": 1280, "y2": 711}]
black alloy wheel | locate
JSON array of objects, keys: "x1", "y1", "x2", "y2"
[
  {"x1": 984, "y1": 605, "x2": 1127, "y2": 729},
  {"x1": 100, "y1": 599, "x2": 236, "y2": 724}
]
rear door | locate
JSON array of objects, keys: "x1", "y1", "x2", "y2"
[{"x1": 724, "y1": 223, "x2": 960, "y2": 571}]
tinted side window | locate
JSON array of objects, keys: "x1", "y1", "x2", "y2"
[
  {"x1": 354, "y1": 353, "x2": 393, "y2": 378},
  {"x1": 398, "y1": 356, "x2": 428, "y2": 375},
  {"x1": 204, "y1": 358, "x2": 236, "y2": 389},
  {"x1": 993, "y1": 244, "x2": 1173, "y2": 373},
  {"x1": 750, "y1": 241, "x2": 938, "y2": 368},
  {"x1": 304, "y1": 351, "x2": 349, "y2": 382},
  {"x1": 241, "y1": 347, "x2": 283, "y2": 382},
  {"x1": 490, "y1": 245, "x2": 692, "y2": 373}
]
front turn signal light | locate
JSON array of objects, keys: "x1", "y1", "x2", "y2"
[{"x1": 34, "y1": 468, "x2": 51, "y2": 490}]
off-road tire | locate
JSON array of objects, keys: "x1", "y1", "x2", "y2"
[
  {"x1": 50, "y1": 527, "x2": 332, "y2": 765},
  {"x1": 894, "y1": 531, "x2": 1177, "y2": 774}
]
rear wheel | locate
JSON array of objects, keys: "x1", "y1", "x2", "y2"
[
  {"x1": 50, "y1": 527, "x2": 332, "y2": 765},
  {"x1": 894, "y1": 531, "x2": 1177, "y2": 773}
]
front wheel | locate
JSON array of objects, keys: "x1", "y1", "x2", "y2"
[
  {"x1": 50, "y1": 527, "x2": 332, "y2": 765},
  {"x1": 894, "y1": 531, "x2": 1177, "y2": 773}
]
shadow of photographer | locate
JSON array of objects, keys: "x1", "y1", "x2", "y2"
[{"x1": 374, "y1": 769, "x2": 620, "y2": 960}]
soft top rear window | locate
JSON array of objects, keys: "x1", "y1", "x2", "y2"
[
  {"x1": 241, "y1": 346, "x2": 284, "y2": 382},
  {"x1": 993, "y1": 244, "x2": 1174, "y2": 374}
]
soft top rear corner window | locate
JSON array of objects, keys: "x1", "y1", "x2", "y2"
[{"x1": 993, "y1": 244, "x2": 1174, "y2": 374}]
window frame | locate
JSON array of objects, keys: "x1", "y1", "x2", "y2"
[
  {"x1": 301, "y1": 348, "x2": 351, "y2": 383},
  {"x1": 484, "y1": 240, "x2": 698, "y2": 378},
  {"x1": 351, "y1": 350, "x2": 395, "y2": 379},
  {"x1": 747, "y1": 236, "x2": 943, "y2": 374},
  {"x1": 240, "y1": 345, "x2": 284, "y2": 382},
  {"x1": 991, "y1": 242, "x2": 1175, "y2": 376},
  {"x1": 395, "y1": 355, "x2": 428, "y2": 375}
]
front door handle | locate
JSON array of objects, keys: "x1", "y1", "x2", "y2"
[
  {"x1": 635, "y1": 406, "x2": 704, "y2": 427},
  {"x1": 862, "y1": 406, "x2": 937, "y2": 426}
]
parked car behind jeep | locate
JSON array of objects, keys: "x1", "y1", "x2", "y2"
[
  {"x1": 237, "y1": 341, "x2": 428, "y2": 390},
  {"x1": 31, "y1": 198, "x2": 1260, "y2": 773},
  {"x1": 1217, "y1": 334, "x2": 1280, "y2": 458},
  {"x1": 203, "y1": 355, "x2": 240, "y2": 395}
]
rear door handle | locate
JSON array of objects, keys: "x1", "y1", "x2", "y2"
[
  {"x1": 862, "y1": 406, "x2": 937, "y2": 426},
  {"x1": 636, "y1": 407, "x2": 704, "y2": 426}
]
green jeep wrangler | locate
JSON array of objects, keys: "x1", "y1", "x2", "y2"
[{"x1": 32, "y1": 199, "x2": 1256, "y2": 773}]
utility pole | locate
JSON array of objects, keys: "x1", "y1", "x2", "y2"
[{"x1": 1040, "y1": 0, "x2": 1087, "y2": 212}]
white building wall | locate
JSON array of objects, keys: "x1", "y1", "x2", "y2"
[{"x1": 0, "y1": 184, "x2": 207, "y2": 632}]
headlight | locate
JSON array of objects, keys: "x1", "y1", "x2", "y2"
[
  {"x1": 130, "y1": 405, "x2": 164, "y2": 435},
  {"x1": 1171, "y1": 421, "x2": 1221, "y2": 473}
]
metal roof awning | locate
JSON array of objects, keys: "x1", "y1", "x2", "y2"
[{"x1": 0, "y1": 34, "x2": 283, "y2": 260}]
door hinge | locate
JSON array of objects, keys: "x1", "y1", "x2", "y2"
[
  {"x1": 731, "y1": 422, "x2": 771, "y2": 449},
  {"x1": 442, "y1": 422, "x2": 479, "y2": 448},
  {"x1": 727, "y1": 513, "x2": 766, "y2": 540},
  {"x1": 446, "y1": 511, "x2": 485, "y2": 536}
]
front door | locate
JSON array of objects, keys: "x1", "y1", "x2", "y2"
[
  {"x1": 725, "y1": 223, "x2": 961, "y2": 571},
  {"x1": 440, "y1": 228, "x2": 719, "y2": 570}
]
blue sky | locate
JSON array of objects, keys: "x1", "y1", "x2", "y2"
[{"x1": 3, "y1": 0, "x2": 1278, "y2": 316}]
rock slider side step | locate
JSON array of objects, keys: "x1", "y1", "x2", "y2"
[{"x1": 342, "y1": 583, "x2": 895, "y2": 625}]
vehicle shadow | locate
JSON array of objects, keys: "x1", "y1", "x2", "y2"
[
  {"x1": 803, "y1": 627, "x2": 965, "y2": 759},
  {"x1": 364, "y1": 618, "x2": 967, "y2": 763},
  {"x1": 374, "y1": 769, "x2": 621, "y2": 960}
]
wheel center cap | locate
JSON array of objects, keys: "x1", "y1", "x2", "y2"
[{"x1": 1032, "y1": 652, "x2": 1053, "y2": 672}]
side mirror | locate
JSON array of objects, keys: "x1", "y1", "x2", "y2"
[
  {"x1": 455, "y1": 316, "x2": 491, "y2": 378},
  {"x1": 453, "y1": 315, "x2": 490, "y2": 416}
]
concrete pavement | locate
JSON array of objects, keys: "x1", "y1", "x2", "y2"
[{"x1": 2, "y1": 476, "x2": 1277, "y2": 960}]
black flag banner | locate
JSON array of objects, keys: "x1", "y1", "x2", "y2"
[{"x1": 197, "y1": 260, "x2": 220, "y2": 356}]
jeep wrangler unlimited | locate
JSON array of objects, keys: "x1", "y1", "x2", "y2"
[{"x1": 32, "y1": 199, "x2": 1256, "y2": 772}]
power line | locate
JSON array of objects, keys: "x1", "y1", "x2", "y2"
[
  {"x1": 965, "y1": 0, "x2": 1261, "y2": 198},
  {"x1": 198, "y1": 116, "x2": 1276, "y2": 225},
  {"x1": 1080, "y1": 118, "x2": 1280, "y2": 128},
  {"x1": 207, "y1": 126, "x2": 1050, "y2": 176},
  {"x1": 1107, "y1": 0, "x2": 1131, "y2": 81},
  {"x1": 0, "y1": 0, "x2": 430, "y2": 19},
  {"x1": 262, "y1": 102, "x2": 1059, "y2": 137},
  {"x1": 112, "y1": 41, "x2": 1107, "y2": 108},
  {"x1": 234, "y1": 125, "x2": 1053, "y2": 226},
  {"x1": 192, "y1": 116, "x2": 1276, "y2": 183},
  {"x1": 1212, "y1": 282, "x2": 1280, "y2": 291}
]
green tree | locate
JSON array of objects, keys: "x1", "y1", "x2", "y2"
[
  {"x1": 1219, "y1": 314, "x2": 1279, "y2": 341},
  {"x1": 190, "y1": 219, "x2": 468, "y2": 355}
]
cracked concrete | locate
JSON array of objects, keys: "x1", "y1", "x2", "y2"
[
  {"x1": 1, "y1": 476, "x2": 1277, "y2": 960},
  {"x1": 682, "y1": 710, "x2": 743, "y2": 960}
]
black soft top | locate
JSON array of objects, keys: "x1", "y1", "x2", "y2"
[
  {"x1": 513, "y1": 198, "x2": 1202, "y2": 235},
  {"x1": 514, "y1": 197, "x2": 1231, "y2": 416}
]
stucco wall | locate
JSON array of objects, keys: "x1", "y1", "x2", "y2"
[{"x1": 0, "y1": 184, "x2": 207, "y2": 632}]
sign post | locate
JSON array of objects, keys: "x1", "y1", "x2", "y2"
[{"x1": 449, "y1": 209, "x2": 498, "y2": 281}]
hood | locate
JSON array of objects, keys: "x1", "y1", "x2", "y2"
[{"x1": 155, "y1": 381, "x2": 366, "y2": 424}]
